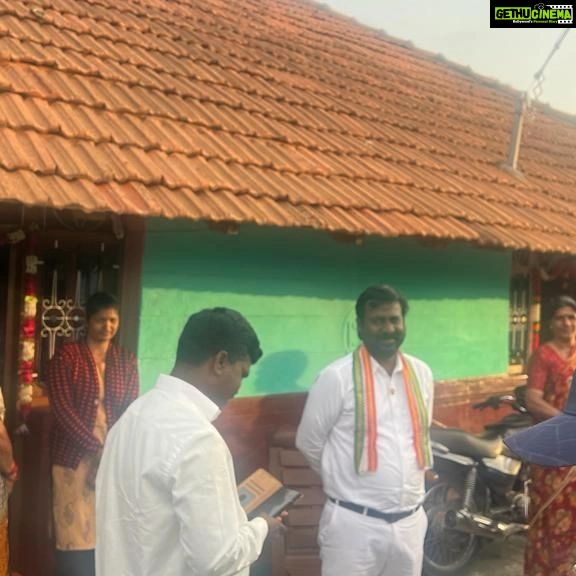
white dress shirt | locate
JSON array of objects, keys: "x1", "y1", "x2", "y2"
[
  {"x1": 96, "y1": 374, "x2": 268, "y2": 576},
  {"x1": 296, "y1": 352, "x2": 434, "y2": 513}
]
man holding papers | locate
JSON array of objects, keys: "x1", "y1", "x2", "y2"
[{"x1": 96, "y1": 308, "x2": 284, "y2": 576}]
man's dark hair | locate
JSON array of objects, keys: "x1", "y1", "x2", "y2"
[
  {"x1": 355, "y1": 285, "x2": 409, "y2": 320},
  {"x1": 176, "y1": 308, "x2": 263, "y2": 366},
  {"x1": 547, "y1": 295, "x2": 576, "y2": 320},
  {"x1": 85, "y1": 292, "x2": 119, "y2": 320}
]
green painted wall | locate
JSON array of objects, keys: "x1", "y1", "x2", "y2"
[{"x1": 138, "y1": 221, "x2": 511, "y2": 395}]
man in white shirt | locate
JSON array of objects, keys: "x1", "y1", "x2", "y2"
[
  {"x1": 96, "y1": 307, "x2": 283, "y2": 576},
  {"x1": 296, "y1": 285, "x2": 434, "y2": 576}
]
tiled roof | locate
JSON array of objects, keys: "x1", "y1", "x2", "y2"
[{"x1": 1, "y1": 0, "x2": 576, "y2": 252}]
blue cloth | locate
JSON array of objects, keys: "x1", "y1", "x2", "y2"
[{"x1": 505, "y1": 372, "x2": 576, "y2": 467}]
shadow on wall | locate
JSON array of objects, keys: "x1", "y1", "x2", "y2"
[
  {"x1": 143, "y1": 226, "x2": 510, "y2": 301},
  {"x1": 252, "y1": 349, "x2": 309, "y2": 395}
]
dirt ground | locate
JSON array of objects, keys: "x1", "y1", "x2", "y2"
[{"x1": 463, "y1": 536, "x2": 525, "y2": 576}]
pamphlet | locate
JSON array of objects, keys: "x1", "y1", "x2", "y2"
[{"x1": 238, "y1": 468, "x2": 301, "y2": 519}]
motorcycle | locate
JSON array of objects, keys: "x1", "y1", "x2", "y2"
[{"x1": 422, "y1": 386, "x2": 532, "y2": 575}]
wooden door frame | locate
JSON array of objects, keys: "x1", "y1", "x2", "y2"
[
  {"x1": 3, "y1": 214, "x2": 146, "y2": 576},
  {"x1": 118, "y1": 215, "x2": 146, "y2": 354}
]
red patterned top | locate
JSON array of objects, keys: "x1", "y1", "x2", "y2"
[
  {"x1": 525, "y1": 343, "x2": 576, "y2": 576},
  {"x1": 526, "y1": 342, "x2": 576, "y2": 413},
  {"x1": 47, "y1": 342, "x2": 139, "y2": 469}
]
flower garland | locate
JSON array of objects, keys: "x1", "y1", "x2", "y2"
[
  {"x1": 16, "y1": 240, "x2": 39, "y2": 432},
  {"x1": 0, "y1": 228, "x2": 35, "y2": 431}
]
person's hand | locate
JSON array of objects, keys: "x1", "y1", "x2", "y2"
[
  {"x1": 1, "y1": 462, "x2": 19, "y2": 492},
  {"x1": 260, "y1": 512, "x2": 288, "y2": 539}
]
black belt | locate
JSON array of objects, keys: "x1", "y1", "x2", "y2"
[{"x1": 328, "y1": 497, "x2": 420, "y2": 523}]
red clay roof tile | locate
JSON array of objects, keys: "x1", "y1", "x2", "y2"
[{"x1": 1, "y1": 0, "x2": 576, "y2": 252}]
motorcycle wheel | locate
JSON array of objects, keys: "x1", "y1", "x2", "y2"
[{"x1": 422, "y1": 482, "x2": 478, "y2": 575}]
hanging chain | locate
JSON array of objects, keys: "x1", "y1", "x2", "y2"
[{"x1": 526, "y1": 29, "x2": 570, "y2": 121}]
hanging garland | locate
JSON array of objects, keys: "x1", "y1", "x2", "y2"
[
  {"x1": 17, "y1": 257, "x2": 39, "y2": 423},
  {"x1": 16, "y1": 235, "x2": 38, "y2": 434},
  {"x1": 0, "y1": 229, "x2": 34, "y2": 432}
]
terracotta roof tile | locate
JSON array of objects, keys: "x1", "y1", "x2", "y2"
[{"x1": 1, "y1": 0, "x2": 576, "y2": 252}]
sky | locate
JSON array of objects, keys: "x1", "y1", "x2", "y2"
[{"x1": 321, "y1": 0, "x2": 576, "y2": 116}]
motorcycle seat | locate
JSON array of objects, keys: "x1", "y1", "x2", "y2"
[{"x1": 430, "y1": 427, "x2": 502, "y2": 459}]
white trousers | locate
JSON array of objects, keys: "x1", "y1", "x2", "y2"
[{"x1": 318, "y1": 500, "x2": 428, "y2": 576}]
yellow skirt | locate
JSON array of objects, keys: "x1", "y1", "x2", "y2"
[
  {"x1": 0, "y1": 515, "x2": 8, "y2": 576},
  {"x1": 52, "y1": 457, "x2": 98, "y2": 551}
]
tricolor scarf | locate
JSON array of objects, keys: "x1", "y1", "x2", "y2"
[{"x1": 353, "y1": 345, "x2": 432, "y2": 474}]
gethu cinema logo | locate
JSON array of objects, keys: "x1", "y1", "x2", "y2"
[{"x1": 495, "y1": 6, "x2": 572, "y2": 20}]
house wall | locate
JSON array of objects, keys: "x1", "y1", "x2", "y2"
[{"x1": 138, "y1": 221, "x2": 511, "y2": 394}]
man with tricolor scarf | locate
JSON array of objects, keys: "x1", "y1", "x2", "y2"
[{"x1": 296, "y1": 285, "x2": 434, "y2": 576}]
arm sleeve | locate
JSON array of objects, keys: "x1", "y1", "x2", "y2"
[
  {"x1": 46, "y1": 348, "x2": 101, "y2": 452},
  {"x1": 121, "y1": 352, "x2": 140, "y2": 414},
  {"x1": 295, "y1": 367, "x2": 344, "y2": 476},
  {"x1": 526, "y1": 348, "x2": 549, "y2": 392},
  {"x1": 172, "y1": 432, "x2": 268, "y2": 576}
]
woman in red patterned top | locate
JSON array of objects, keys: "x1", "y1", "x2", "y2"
[
  {"x1": 524, "y1": 295, "x2": 576, "y2": 576},
  {"x1": 47, "y1": 292, "x2": 139, "y2": 576}
]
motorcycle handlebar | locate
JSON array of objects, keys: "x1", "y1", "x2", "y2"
[
  {"x1": 472, "y1": 396, "x2": 500, "y2": 410},
  {"x1": 472, "y1": 395, "x2": 527, "y2": 413}
]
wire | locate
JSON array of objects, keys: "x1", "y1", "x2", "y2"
[{"x1": 529, "y1": 29, "x2": 571, "y2": 103}]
